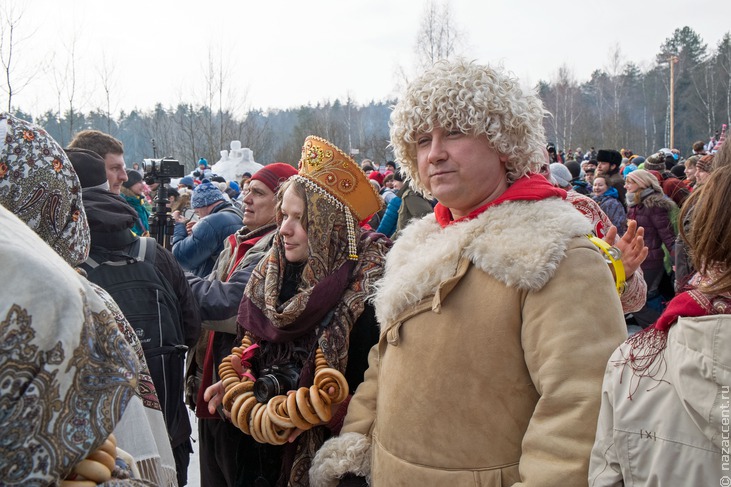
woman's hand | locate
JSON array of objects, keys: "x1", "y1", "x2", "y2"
[
  {"x1": 603, "y1": 220, "x2": 648, "y2": 278},
  {"x1": 203, "y1": 380, "x2": 228, "y2": 417}
]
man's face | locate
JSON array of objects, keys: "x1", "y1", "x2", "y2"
[
  {"x1": 596, "y1": 161, "x2": 613, "y2": 175},
  {"x1": 105, "y1": 153, "x2": 127, "y2": 194},
  {"x1": 194, "y1": 204, "x2": 214, "y2": 219},
  {"x1": 416, "y1": 127, "x2": 508, "y2": 219},
  {"x1": 696, "y1": 168, "x2": 711, "y2": 185},
  {"x1": 242, "y1": 179, "x2": 277, "y2": 230}
]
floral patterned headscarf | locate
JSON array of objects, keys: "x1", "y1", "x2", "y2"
[{"x1": 0, "y1": 113, "x2": 89, "y2": 266}]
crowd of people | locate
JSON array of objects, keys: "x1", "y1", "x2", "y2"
[{"x1": 1, "y1": 58, "x2": 728, "y2": 487}]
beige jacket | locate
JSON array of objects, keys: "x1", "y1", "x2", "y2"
[{"x1": 311, "y1": 197, "x2": 627, "y2": 486}]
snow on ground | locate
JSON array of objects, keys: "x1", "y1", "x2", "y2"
[{"x1": 187, "y1": 408, "x2": 201, "y2": 486}]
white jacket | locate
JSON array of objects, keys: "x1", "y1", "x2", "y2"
[{"x1": 589, "y1": 314, "x2": 731, "y2": 485}]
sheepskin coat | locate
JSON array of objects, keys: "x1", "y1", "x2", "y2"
[{"x1": 310, "y1": 196, "x2": 627, "y2": 486}]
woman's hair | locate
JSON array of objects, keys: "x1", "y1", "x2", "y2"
[
  {"x1": 626, "y1": 169, "x2": 662, "y2": 193},
  {"x1": 712, "y1": 142, "x2": 731, "y2": 172},
  {"x1": 276, "y1": 178, "x2": 308, "y2": 230},
  {"x1": 685, "y1": 155, "x2": 699, "y2": 169},
  {"x1": 680, "y1": 163, "x2": 731, "y2": 294},
  {"x1": 389, "y1": 59, "x2": 548, "y2": 193}
]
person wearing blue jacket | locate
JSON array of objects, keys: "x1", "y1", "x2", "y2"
[
  {"x1": 592, "y1": 175, "x2": 627, "y2": 235},
  {"x1": 173, "y1": 181, "x2": 242, "y2": 277}
]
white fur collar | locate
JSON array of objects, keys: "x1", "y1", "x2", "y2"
[{"x1": 375, "y1": 197, "x2": 590, "y2": 326}]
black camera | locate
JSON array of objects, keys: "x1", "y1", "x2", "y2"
[
  {"x1": 142, "y1": 158, "x2": 185, "y2": 180},
  {"x1": 253, "y1": 363, "x2": 301, "y2": 403}
]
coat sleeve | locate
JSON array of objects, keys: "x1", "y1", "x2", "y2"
[
  {"x1": 619, "y1": 268, "x2": 646, "y2": 314},
  {"x1": 588, "y1": 347, "x2": 625, "y2": 487},
  {"x1": 172, "y1": 218, "x2": 220, "y2": 273},
  {"x1": 652, "y1": 207, "x2": 677, "y2": 255},
  {"x1": 376, "y1": 196, "x2": 401, "y2": 237},
  {"x1": 341, "y1": 342, "x2": 380, "y2": 437},
  {"x1": 187, "y1": 246, "x2": 266, "y2": 334},
  {"x1": 310, "y1": 343, "x2": 380, "y2": 487},
  {"x1": 155, "y1": 245, "x2": 202, "y2": 349},
  {"x1": 516, "y1": 241, "x2": 627, "y2": 486}
]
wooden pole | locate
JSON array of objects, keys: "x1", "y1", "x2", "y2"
[{"x1": 669, "y1": 56, "x2": 677, "y2": 149}]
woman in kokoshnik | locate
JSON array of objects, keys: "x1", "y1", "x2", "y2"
[{"x1": 204, "y1": 136, "x2": 390, "y2": 486}]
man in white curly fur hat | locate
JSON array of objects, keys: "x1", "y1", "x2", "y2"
[{"x1": 310, "y1": 60, "x2": 627, "y2": 486}]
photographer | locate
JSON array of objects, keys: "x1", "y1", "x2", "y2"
[{"x1": 172, "y1": 181, "x2": 243, "y2": 277}]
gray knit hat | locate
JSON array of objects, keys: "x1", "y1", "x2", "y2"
[
  {"x1": 191, "y1": 181, "x2": 225, "y2": 208},
  {"x1": 549, "y1": 162, "x2": 572, "y2": 188}
]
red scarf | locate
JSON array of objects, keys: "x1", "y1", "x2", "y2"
[
  {"x1": 434, "y1": 173, "x2": 566, "y2": 228},
  {"x1": 653, "y1": 291, "x2": 711, "y2": 331},
  {"x1": 653, "y1": 283, "x2": 731, "y2": 331}
]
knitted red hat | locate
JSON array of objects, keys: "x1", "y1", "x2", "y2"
[
  {"x1": 368, "y1": 170, "x2": 385, "y2": 186},
  {"x1": 250, "y1": 162, "x2": 298, "y2": 193}
]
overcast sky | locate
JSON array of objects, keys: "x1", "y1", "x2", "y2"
[{"x1": 4, "y1": 0, "x2": 729, "y2": 118}]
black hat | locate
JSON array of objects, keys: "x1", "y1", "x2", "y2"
[
  {"x1": 670, "y1": 164, "x2": 686, "y2": 179},
  {"x1": 123, "y1": 169, "x2": 143, "y2": 188},
  {"x1": 64, "y1": 148, "x2": 108, "y2": 189},
  {"x1": 596, "y1": 149, "x2": 622, "y2": 167},
  {"x1": 564, "y1": 161, "x2": 581, "y2": 179}
]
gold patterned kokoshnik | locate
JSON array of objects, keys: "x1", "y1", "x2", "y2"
[{"x1": 298, "y1": 135, "x2": 382, "y2": 223}]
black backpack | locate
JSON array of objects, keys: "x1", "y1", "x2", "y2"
[{"x1": 81, "y1": 237, "x2": 190, "y2": 446}]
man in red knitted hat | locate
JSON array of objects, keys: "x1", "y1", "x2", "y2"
[{"x1": 185, "y1": 162, "x2": 297, "y2": 487}]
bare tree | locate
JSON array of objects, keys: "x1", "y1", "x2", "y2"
[
  {"x1": 0, "y1": 2, "x2": 39, "y2": 112},
  {"x1": 97, "y1": 51, "x2": 118, "y2": 134},
  {"x1": 415, "y1": 0, "x2": 464, "y2": 70}
]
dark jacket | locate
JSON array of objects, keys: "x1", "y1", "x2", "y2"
[
  {"x1": 395, "y1": 182, "x2": 433, "y2": 239},
  {"x1": 604, "y1": 171, "x2": 627, "y2": 209},
  {"x1": 675, "y1": 204, "x2": 694, "y2": 292},
  {"x1": 628, "y1": 191, "x2": 677, "y2": 271},
  {"x1": 81, "y1": 188, "x2": 201, "y2": 448},
  {"x1": 172, "y1": 201, "x2": 243, "y2": 277},
  {"x1": 593, "y1": 187, "x2": 627, "y2": 235}
]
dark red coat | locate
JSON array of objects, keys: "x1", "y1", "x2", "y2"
[{"x1": 627, "y1": 192, "x2": 677, "y2": 270}]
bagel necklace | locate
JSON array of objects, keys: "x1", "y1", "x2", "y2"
[{"x1": 219, "y1": 335, "x2": 349, "y2": 445}]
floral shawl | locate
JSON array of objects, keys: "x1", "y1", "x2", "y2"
[
  {"x1": 0, "y1": 112, "x2": 142, "y2": 484},
  {"x1": 238, "y1": 180, "x2": 390, "y2": 486}
]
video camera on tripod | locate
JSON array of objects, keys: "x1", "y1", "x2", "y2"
[
  {"x1": 142, "y1": 157, "x2": 185, "y2": 250},
  {"x1": 142, "y1": 158, "x2": 186, "y2": 182}
]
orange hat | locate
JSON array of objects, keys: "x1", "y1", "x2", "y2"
[{"x1": 297, "y1": 136, "x2": 382, "y2": 223}]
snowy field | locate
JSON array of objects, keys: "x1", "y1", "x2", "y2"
[{"x1": 187, "y1": 408, "x2": 201, "y2": 487}]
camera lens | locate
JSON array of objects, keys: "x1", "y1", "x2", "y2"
[
  {"x1": 252, "y1": 364, "x2": 301, "y2": 403},
  {"x1": 254, "y1": 374, "x2": 283, "y2": 402}
]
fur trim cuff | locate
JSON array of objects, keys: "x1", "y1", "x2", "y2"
[{"x1": 310, "y1": 432, "x2": 371, "y2": 487}]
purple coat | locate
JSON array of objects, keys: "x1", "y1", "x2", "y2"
[{"x1": 627, "y1": 192, "x2": 677, "y2": 270}]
